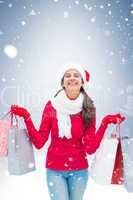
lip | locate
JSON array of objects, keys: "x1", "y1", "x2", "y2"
[{"x1": 68, "y1": 82, "x2": 78, "y2": 86}]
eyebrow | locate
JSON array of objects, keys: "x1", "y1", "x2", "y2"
[{"x1": 65, "y1": 72, "x2": 80, "y2": 75}]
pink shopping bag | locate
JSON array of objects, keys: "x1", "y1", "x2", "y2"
[
  {"x1": 0, "y1": 122, "x2": 10, "y2": 156},
  {"x1": 0, "y1": 111, "x2": 15, "y2": 157}
]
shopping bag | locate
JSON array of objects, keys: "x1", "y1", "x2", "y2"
[
  {"x1": 8, "y1": 113, "x2": 36, "y2": 175},
  {"x1": 121, "y1": 136, "x2": 133, "y2": 192},
  {"x1": 111, "y1": 139, "x2": 124, "y2": 185},
  {"x1": 0, "y1": 111, "x2": 11, "y2": 156},
  {"x1": 90, "y1": 123, "x2": 120, "y2": 185}
]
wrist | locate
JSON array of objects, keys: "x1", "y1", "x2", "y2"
[
  {"x1": 24, "y1": 114, "x2": 31, "y2": 121},
  {"x1": 101, "y1": 120, "x2": 108, "y2": 129}
]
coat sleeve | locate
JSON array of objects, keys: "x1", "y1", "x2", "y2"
[
  {"x1": 24, "y1": 101, "x2": 52, "y2": 149},
  {"x1": 82, "y1": 108, "x2": 108, "y2": 154}
]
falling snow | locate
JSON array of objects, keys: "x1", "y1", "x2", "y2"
[
  {"x1": 64, "y1": 11, "x2": 69, "y2": 18},
  {"x1": 4, "y1": 45, "x2": 18, "y2": 59},
  {"x1": 28, "y1": 162, "x2": 35, "y2": 169},
  {"x1": 0, "y1": 0, "x2": 133, "y2": 199},
  {"x1": 21, "y1": 21, "x2": 26, "y2": 26}
]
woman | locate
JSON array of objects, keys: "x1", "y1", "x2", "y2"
[{"x1": 10, "y1": 64, "x2": 125, "y2": 200}]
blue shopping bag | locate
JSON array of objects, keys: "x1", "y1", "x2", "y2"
[
  {"x1": 8, "y1": 114, "x2": 36, "y2": 175},
  {"x1": 121, "y1": 136, "x2": 133, "y2": 192}
]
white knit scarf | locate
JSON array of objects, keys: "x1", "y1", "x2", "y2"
[{"x1": 51, "y1": 89, "x2": 84, "y2": 139}]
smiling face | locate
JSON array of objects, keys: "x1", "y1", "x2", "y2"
[{"x1": 61, "y1": 68, "x2": 84, "y2": 97}]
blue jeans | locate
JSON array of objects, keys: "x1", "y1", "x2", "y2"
[{"x1": 46, "y1": 168, "x2": 89, "y2": 200}]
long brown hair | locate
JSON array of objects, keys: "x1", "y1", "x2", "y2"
[
  {"x1": 54, "y1": 78, "x2": 96, "y2": 128},
  {"x1": 81, "y1": 87, "x2": 96, "y2": 128}
]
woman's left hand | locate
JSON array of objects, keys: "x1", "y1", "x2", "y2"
[{"x1": 102, "y1": 113, "x2": 126, "y2": 127}]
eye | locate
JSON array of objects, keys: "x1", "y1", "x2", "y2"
[
  {"x1": 74, "y1": 73, "x2": 81, "y2": 78},
  {"x1": 64, "y1": 72, "x2": 81, "y2": 78},
  {"x1": 64, "y1": 73, "x2": 71, "y2": 78}
]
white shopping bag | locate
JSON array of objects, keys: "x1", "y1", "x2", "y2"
[
  {"x1": 121, "y1": 136, "x2": 133, "y2": 192},
  {"x1": 90, "y1": 123, "x2": 120, "y2": 185},
  {"x1": 8, "y1": 113, "x2": 36, "y2": 175}
]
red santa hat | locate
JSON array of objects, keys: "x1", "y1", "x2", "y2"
[{"x1": 58, "y1": 62, "x2": 90, "y2": 94}]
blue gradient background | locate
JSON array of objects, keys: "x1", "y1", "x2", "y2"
[{"x1": 0, "y1": 1, "x2": 133, "y2": 199}]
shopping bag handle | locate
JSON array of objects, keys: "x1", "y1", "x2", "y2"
[
  {"x1": 10, "y1": 112, "x2": 19, "y2": 128},
  {"x1": 116, "y1": 121, "x2": 120, "y2": 139},
  {"x1": 111, "y1": 120, "x2": 120, "y2": 139},
  {"x1": 0, "y1": 111, "x2": 11, "y2": 120},
  {"x1": 0, "y1": 111, "x2": 19, "y2": 127}
]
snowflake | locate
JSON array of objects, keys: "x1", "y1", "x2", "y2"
[
  {"x1": 49, "y1": 181, "x2": 54, "y2": 186},
  {"x1": 16, "y1": 144, "x2": 19, "y2": 149},
  {"x1": 108, "y1": 10, "x2": 112, "y2": 15},
  {"x1": 105, "y1": 21, "x2": 109, "y2": 25},
  {"x1": 130, "y1": 10, "x2": 133, "y2": 15},
  {"x1": 51, "y1": 193, "x2": 54, "y2": 197},
  {"x1": 19, "y1": 58, "x2": 24, "y2": 63},
  {"x1": 75, "y1": 1, "x2": 79, "y2": 5},
  {"x1": 121, "y1": 57, "x2": 126, "y2": 64},
  {"x1": 87, "y1": 35, "x2": 91, "y2": 40},
  {"x1": 64, "y1": 163, "x2": 68, "y2": 167},
  {"x1": 8, "y1": 3, "x2": 12, "y2": 8},
  {"x1": 107, "y1": 3, "x2": 111, "y2": 7},
  {"x1": 90, "y1": 17, "x2": 96, "y2": 23},
  {"x1": 107, "y1": 70, "x2": 113, "y2": 75},
  {"x1": 69, "y1": 173, "x2": 74, "y2": 176},
  {"x1": 28, "y1": 162, "x2": 35, "y2": 168},
  {"x1": 88, "y1": 6, "x2": 93, "y2": 11},
  {"x1": 0, "y1": 30, "x2": 3, "y2": 35},
  {"x1": 11, "y1": 139, "x2": 15, "y2": 143},
  {"x1": 84, "y1": 4, "x2": 89, "y2": 10},
  {"x1": 125, "y1": 18, "x2": 129, "y2": 21},
  {"x1": 100, "y1": 5, "x2": 104, "y2": 9},
  {"x1": 4, "y1": 45, "x2": 18, "y2": 59},
  {"x1": 29, "y1": 10, "x2": 37, "y2": 16},
  {"x1": 107, "y1": 153, "x2": 114, "y2": 159},
  {"x1": 109, "y1": 51, "x2": 114, "y2": 56},
  {"x1": 21, "y1": 21, "x2": 26, "y2": 26},
  {"x1": 1, "y1": 77, "x2": 6, "y2": 82},
  {"x1": 68, "y1": 157, "x2": 73, "y2": 161},
  {"x1": 64, "y1": 11, "x2": 69, "y2": 18}
]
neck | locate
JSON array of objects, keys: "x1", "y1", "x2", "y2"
[{"x1": 65, "y1": 89, "x2": 80, "y2": 100}]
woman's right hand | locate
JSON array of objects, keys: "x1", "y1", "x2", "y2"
[{"x1": 10, "y1": 105, "x2": 30, "y2": 120}]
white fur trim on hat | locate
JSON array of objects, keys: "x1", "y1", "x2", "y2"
[{"x1": 60, "y1": 62, "x2": 87, "y2": 83}]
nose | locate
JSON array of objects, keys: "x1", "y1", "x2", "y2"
[{"x1": 69, "y1": 78, "x2": 75, "y2": 81}]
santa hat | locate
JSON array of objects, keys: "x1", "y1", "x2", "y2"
[{"x1": 54, "y1": 62, "x2": 90, "y2": 96}]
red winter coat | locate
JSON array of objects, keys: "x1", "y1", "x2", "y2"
[{"x1": 24, "y1": 100, "x2": 107, "y2": 171}]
